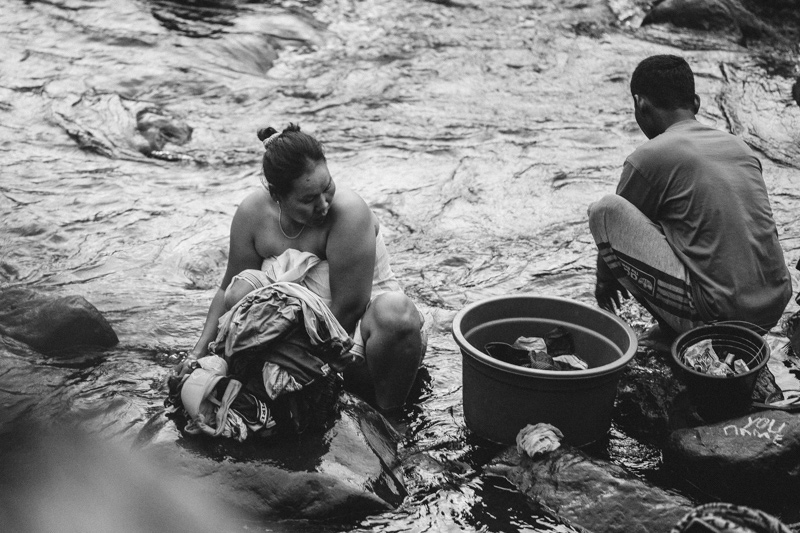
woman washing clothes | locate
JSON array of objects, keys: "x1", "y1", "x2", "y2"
[{"x1": 185, "y1": 123, "x2": 426, "y2": 412}]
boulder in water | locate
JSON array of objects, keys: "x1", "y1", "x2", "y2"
[
  {"x1": 136, "y1": 107, "x2": 193, "y2": 153},
  {"x1": 664, "y1": 409, "x2": 800, "y2": 506},
  {"x1": 614, "y1": 347, "x2": 783, "y2": 444},
  {"x1": 136, "y1": 391, "x2": 407, "y2": 520},
  {"x1": 487, "y1": 445, "x2": 694, "y2": 533},
  {"x1": 641, "y1": 0, "x2": 779, "y2": 41},
  {"x1": 0, "y1": 288, "x2": 118, "y2": 352}
]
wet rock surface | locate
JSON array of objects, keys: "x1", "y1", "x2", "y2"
[
  {"x1": 135, "y1": 107, "x2": 194, "y2": 157},
  {"x1": 642, "y1": 0, "x2": 780, "y2": 42},
  {"x1": 0, "y1": 293, "x2": 405, "y2": 522},
  {"x1": 488, "y1": 446, "x2": 694, "y2": 533},
  {"x1": 614, "y1": 345, "x2": 784, "y2": 443},
  {"x1": 2, "y1": 0, "x2": 800, "y2": 530},
  {"x1": 615, "y1": 348, "x2": 690, "y2": 442},
  {"x1": 641, "y1": 0, "x2": 800, "y2": 44},
  {"x1": 137, "y1": 391, "x2": 407, "y2": 520},
  {"x1": 0, "y1": 288, "x2": 118, "y2": 352},
  {"x1": 665, "y1": 409, "x2": 800, "y2": 512}
]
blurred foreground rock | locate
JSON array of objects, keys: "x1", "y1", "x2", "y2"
[{"x1": 0, "y1": 420, "x2": 242, "y2": 533}]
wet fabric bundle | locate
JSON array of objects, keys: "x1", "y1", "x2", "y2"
[
  {"x1": 166, "y1": 281, "x2": 354, "y2": 441},
  {"x1": 484, "y1": 326, "x2": 589, "y2": 371},
  {"x1": 516, "y1": 423, "x2": 564, "y2": 459}
]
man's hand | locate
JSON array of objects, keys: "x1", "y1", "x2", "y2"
[{"x1": 595, "y1": 279, "x2": 630, "y2": 314}]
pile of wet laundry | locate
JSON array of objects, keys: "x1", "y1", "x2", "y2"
[
  {"x1": 484, "y1": 326, "x2": 589, "y2": 371},
  {"x1": 165, "y1": 282, "x2": 356, "y2": 442}
]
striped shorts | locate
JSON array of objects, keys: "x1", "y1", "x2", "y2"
[{"x1": 588, "y1": 194, "x2": 704, "y2": 334}]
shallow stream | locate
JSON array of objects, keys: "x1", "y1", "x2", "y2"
[{"x1": 2, "y1": 0, "x2": 799, "y2": 531}]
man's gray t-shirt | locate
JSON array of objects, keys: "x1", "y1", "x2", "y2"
[{"x1": 617, "y1": 120, "x2": 791, "y2": 328}]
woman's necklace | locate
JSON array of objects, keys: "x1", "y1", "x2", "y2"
[{"x1": 278, "y1": 202, "x2": 305, "y2": 240}]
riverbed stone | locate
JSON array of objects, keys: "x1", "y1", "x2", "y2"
[
  {"x1": 641, "y1": 0, "x2": 779, "y2": 41},
  {"x1": 793, "y1": 78, "x2": 800, "y2": 107},
  {"x1": 614, "y1": 348, "x2": 695, "y2": 442},
  {"x1": 0, "y1": 288, "x2": 118, "y2": 352},
  {"x1": 488, "y1": 446, "x2": 694, "y2": 533},
  {"x1": 664, "y1": 409, "x2": 800, "y2": 507},
  {"x1": 614, "y1": 345, "x2": 784, "y2": 443},
  {"x1": 136, "y1": 107, "x2": 193, "y2": 154},
  {"x1": 136, "y1": 391, "x2": 407, "y2": 520}
]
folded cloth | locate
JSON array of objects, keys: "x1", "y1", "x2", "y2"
[
  {"x1": 211, "y1": 281, "x2": 356, "y2": 372},
  {"x1": 262, "y1": 232, "x2": 401, "y2": 308},
  {"x1": 516, "y1": 423, "x2": 564, "y2": 459}
]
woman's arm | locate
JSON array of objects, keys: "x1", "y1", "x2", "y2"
[
  {"x1": 326, "y1": 191, "x2": 376, "y2": 335},
  {"x1": 190, "y1": 287, "x2": 227, "y2": 358},
  {"x1": 190, "y1": 195, "x2": 264, "y2": 358}
]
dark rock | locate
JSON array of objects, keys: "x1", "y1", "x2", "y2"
[
  {"x1": 715, "y1": 62, "x2": 800, "y2": 168},
  {"x1": 642, "y1": 0, "x2": 780, "y2": 42},
  {"x1": 488, "y1": 446, "x2": 694, "y2": 533},
  {"x1": 741, "y1": 0, "x2": 800, "y2": 41},
  {"x1": 664, "y1": 410, "x2": 800, "y2": 507},
  {"x1": 614, "y1": 348, "x2": 691, "y2": 442},
  {"x1": 0, "y1": 288, "x2": 118, "y2": 352},
  {"x1": 614, "y1": 347, "x2": 783, "y2": 443},
  {"x1": 137, "y1": 391, "x2": 407, "y2": 520},
  {"x1": 136, "y1": 108, "x2": 193, "y2": 154}
]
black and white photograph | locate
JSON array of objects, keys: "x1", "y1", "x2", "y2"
[{"x1": 1, "y1": 0, "x2": 799, "y2": 531}]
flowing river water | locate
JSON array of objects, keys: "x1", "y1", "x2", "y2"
[{"x1": 2, "y1": 0, "x2": 799, "y2": 531}]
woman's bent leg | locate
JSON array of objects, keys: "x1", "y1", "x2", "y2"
[
  {"x1": 588, "y1": 194, "x2": 704, "y2": 335},
  {"x1": 346, "y1": 292, "x2": 425, "y2": 411}
]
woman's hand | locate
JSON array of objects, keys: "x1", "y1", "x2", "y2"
[{"x1": 173, "y1": 351, "x2": 200, "y2": 378}]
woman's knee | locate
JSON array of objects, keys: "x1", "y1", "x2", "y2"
[{"x1": 366, "y1": 292, "x2": 421, "y2": 336}]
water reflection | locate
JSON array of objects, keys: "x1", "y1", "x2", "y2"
[{"x1": 354, "y1": 475, "x2": 585, "y2": 533}]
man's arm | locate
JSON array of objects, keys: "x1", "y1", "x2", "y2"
[{"x1": 617, "y1": 160, "x2": 661, "y2": 221}]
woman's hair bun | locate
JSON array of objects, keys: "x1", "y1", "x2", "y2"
[
  {"x1": 257, "y1": 126, "x2": 279, "y2": 142},
  {"x1": 283, "y1": 123, "x2": 301, "y2": 134}
]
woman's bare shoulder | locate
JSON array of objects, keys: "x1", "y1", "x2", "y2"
[
  {"x1": 233, "y1": 189, "x2": 272, "y2": 222},
  {"x1": 331, "y1": 186, "x2": 376, "y2": 228}
]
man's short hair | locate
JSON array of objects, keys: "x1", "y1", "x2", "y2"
[{"x1": 630, "y1": 55, "x2": 695, "y2": 110}]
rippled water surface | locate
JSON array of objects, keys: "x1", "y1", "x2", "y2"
[{"x1": 2, "y1": 0, "x2": 799, "y2": 531}]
